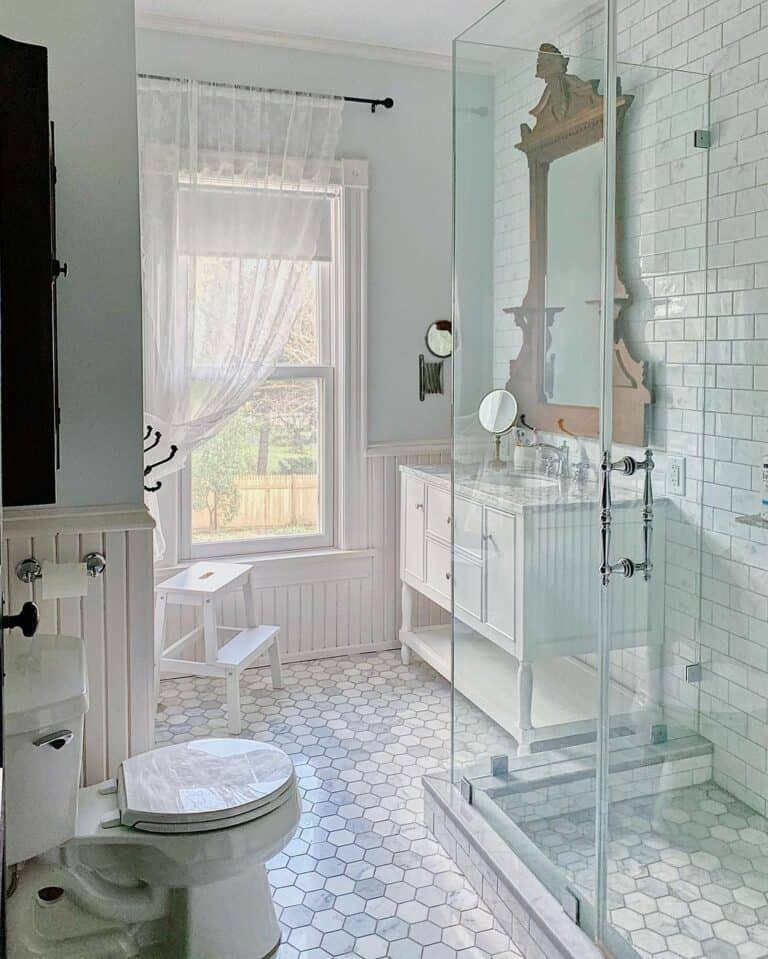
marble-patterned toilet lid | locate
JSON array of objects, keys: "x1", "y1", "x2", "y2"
[{"x1": 118, "y1": 739, "x2": 296, "y2": 831}]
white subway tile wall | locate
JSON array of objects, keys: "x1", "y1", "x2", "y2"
[{"x1": 490, "y1": 1, "x2": 768, "y2": 812}]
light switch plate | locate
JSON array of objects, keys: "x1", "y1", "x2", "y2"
[{"x1": 669, "y1": 456, "x2": 686, "y2": 495}]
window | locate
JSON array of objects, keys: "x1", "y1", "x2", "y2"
[
  {"x1": 183, "y1": 250, "x2": 336, "y2": 557},
  {"x1": 163, "y1": 160, "x2": 368, "y2": 565}
]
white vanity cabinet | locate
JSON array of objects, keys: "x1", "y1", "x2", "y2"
[{"x1": 399, "y1": 464, "x2": 665, "y2": 753}]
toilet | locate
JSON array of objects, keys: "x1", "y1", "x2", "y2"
[{"x1": 4, "y1": 633, "x2": 300, "y2": 959}]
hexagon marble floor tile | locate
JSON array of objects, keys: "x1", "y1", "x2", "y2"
[
  {"x1": 520, "y1": 782, "x2": 768, "y2": 959},
  {"x1": 155, "y1": 650, "x2": 523, "y2": 959}
]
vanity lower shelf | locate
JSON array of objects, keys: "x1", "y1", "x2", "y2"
[{"x1": 400, "y1": 622, "x2": 640, "y2": 751}]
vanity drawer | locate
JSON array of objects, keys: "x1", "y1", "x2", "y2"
[
  {"x1": 425, "y1": 539, "x2": 452, "y2": 602},
  {"x1": 455, "y1": 496, "x2": 482, "y2": 558},
  {"x1": 426, "y1": 485, "x2": 452, "y2": 541}
]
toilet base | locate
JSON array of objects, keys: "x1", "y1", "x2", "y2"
[
  {"x1": 8, "y1": 859, "x2": 283, "y2": 959},
  {"x1": 170, "y1": 861, "x2": 282, "y2": 959}
]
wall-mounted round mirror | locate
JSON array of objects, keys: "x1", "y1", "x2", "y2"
[
  {"x1": 478, "y1": 389, "x2": 519, "y2": 435},
  {"x1": 425, "y1": 321, "x2": 453, "y2": 358}
]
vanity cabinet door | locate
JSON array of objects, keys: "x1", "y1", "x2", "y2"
[
  {"x1": 402, "y1": 476, "x2": 426, "y2": 581},
  {"x1": 425, "y1": 539, "x2": 452, "y2": 602},
  {"x1": 454, "y1": 551, "x2": 482, "y2": 620},
  {"x1": 455, "y1": 496, "x2": 483, "y2": 560},
  {"x1": 484, "y1": 507, "x2": 517, "y2": 644}
]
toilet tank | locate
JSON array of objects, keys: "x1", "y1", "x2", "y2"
[{"x1": 4, "y1": 634, "x2": 89, "y2": 865}]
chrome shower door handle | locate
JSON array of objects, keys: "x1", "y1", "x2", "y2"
[
  {"x1": 638, "y1": 449, "x2": 655, "y2": 581},
  {"x1": 599, "y1": 453, "x2": 613, "y2": 587},
  {"x1": 598, "y1": 449, "x2": 655, "y2": 585}
]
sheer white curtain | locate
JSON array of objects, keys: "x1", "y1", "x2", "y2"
[{"x1": 137, "y1": 77, "x2": 343, "y2": 554}]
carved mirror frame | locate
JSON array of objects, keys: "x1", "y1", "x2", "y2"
[{"x1": 504, "y1": 44, "x2": 650, "y2": 446}]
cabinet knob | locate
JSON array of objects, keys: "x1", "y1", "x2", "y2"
[
  {"x1": 445, "y1": 572, "x2": 451, "y2": 581},
  {"x1": 415, "y1": 503, "x2": 424, "y2": 510},
  {"x1": 446, "y1": 516, "x2": 452, "y2": 525}
]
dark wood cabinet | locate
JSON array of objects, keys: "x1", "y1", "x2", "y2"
[{"x1": 0, "y1": 33, "x2": 60, "y2": 507}]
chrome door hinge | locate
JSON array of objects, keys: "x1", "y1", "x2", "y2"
[
  {"x1": 460, "y1": 777, "x2": 473, "y2": 804},
  {"x1": 651, "y1": 723, "x2": 668, "y2": 745},
  {"x1": 686, "y1": 663, "x2": 703, "y2": 684},
  {"x1": 693, "y1": 129, "x2": 711, "y2": 149},
  {"x1": 562, "y1": 888, "x2": 581, "y2": 925},
  {"x1": 490, "y1": 755, "x2": 509, "y2": 778}
]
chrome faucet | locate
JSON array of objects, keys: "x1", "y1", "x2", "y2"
[
  {"x1": 572, "y1": 460, "x2": 592, "y2": 487},
  {"x1": 532, "y1": 440, "x2": 570, "y2": 491}
]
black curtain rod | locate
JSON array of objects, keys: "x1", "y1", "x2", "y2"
[{"x1": 138, "y1": 73, "x2": 394, "y2": 113}]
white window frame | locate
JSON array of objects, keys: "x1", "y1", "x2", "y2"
[
  {"x1": 165, "y1": 159, "x2": 369, "y2": 565},
  {"x1": 181, "y1": 236, "x2": 335, "y2": 558}
]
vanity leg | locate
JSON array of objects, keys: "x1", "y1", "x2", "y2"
[
  {"x1": 517, "y1": 660, "x2": 534, "y2": 755},
  {"x1": 401, "y1": 582, "x2": 414, "y2": 666}
]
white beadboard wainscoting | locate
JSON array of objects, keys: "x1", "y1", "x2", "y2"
[
  {"x1": 156, "y1": 445, "x2": 451, "y2": 667},
  {"x1": 3, "y1": 504, "x2": 155, "y2": 786}
]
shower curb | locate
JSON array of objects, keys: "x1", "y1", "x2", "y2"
[{"x1": 423, "y1": 774, "x2": 606, "y2": 959}]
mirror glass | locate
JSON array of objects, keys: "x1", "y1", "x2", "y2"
[
  {"x1": 478, "y1": 389, "x2": 518, "y2": 435},
  {"x1": 544, "y1": 141, "x2": 602, "y2": 408},
  {"x1": 425, "y1": 321, "x2": 453, "y2": 358}
]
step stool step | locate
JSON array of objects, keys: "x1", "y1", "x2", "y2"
[{"x1": 216, "y1": 625, "x2": 280, "y2": 668}]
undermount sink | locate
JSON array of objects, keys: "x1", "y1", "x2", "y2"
[{"x1": 477, "y1": 471, "x2": 557, "y2": 490}]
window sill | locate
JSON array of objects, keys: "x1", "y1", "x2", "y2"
[{"x1": 155, "y1": 547, "x2": 375, "y2": 588}]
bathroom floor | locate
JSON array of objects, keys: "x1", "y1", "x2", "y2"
[
  {"x1": 519, "y1": 782, "x2": 768, "y2": 959},
  {"x1": 155, "y1": 650, "x2": 522, "y2": 959}
]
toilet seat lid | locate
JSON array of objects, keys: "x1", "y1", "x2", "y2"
[{"x1": 117, "y1": 739, "x2": 295, "y2": 832}]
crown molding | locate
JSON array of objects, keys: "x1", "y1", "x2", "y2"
[{"x1": 136, "y1": 14, "x2": 452, "y2": 72}]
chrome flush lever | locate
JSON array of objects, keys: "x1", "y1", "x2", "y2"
[{"x1": 599, "y1": 449, "x2": 655, "y2": 586}]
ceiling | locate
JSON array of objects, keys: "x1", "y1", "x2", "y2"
[{"x1": 134, "y1": 0, "x2": 499, "y2": 56}]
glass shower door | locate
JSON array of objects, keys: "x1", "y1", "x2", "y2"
[
  {"x1": 452, "y1": 32, "x2": 618, "y2": 942},
  {"x1": 598, "y1": 59, "x2": 712, "y2": 959}
]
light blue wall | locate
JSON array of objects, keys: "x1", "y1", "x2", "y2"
[
  {"x1": 136, "y1": 28, "x2": 452, "y2": 445},
  {"x1": 3, "y1": 0, "x2": 145, "y2": 507}
]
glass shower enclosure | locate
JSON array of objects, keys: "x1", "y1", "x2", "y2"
[{"x1": 449, "y1": 2, "x2": 734, "y2": 957}]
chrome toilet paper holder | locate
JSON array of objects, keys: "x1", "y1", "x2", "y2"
[{"x1": 16, "y1": 553, "x2": 107, "y2": 584}]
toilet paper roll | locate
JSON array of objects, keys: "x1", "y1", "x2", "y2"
[{"x1": 41, "y1": 561, "x2": 88, "y2": 600}]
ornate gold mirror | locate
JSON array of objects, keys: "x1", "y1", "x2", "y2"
[{"x1": 504, "y1": 44, "x2": 650, "y2": 445}]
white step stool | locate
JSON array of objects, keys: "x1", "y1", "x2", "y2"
[{"x1": 154, "y1": 561, "x2": 282, "y2": 735}]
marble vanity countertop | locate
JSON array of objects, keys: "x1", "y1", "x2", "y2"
[{"x1": 400, "y1": 463, "x2": 652, "y2": 515}]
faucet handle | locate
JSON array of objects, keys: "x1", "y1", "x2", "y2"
[{"x1": 541, "y1": 456, "x2": 557, "y2": 477}]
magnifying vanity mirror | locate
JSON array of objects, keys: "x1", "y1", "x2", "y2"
[
  {"x1": 425, "y1": 320, "x2": 453, "y2": 358},
  {"x1": 478, "y1": 389, "x2": 519, "y2": 470},
  {"x1": 503, "y1": 44, "x2": 650, "y2": 445}
]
